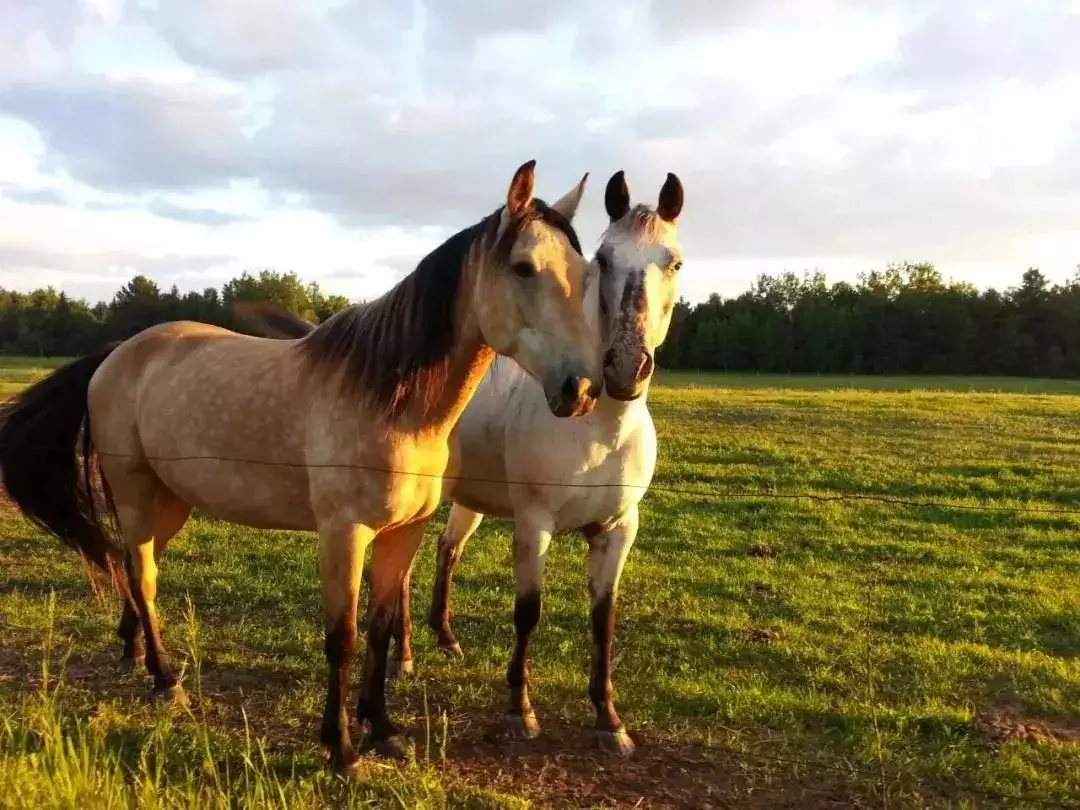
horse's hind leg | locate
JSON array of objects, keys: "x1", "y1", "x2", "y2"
[
  {"x1": 105, "y1": 463, "x2": 190, "y2": 705},
  {"x1": 426, "y1": 504, "x2": 484, "y2": 657},
  {"x1": 387, "y1": 553, "x2": 416, "y2": 680},
  {"x1": 585, "y1": 505, "x2": 639, "y2": 756},
  {"x1": 117, "y1": 491, "x2": 191, "y2": 673},
  {"x1": 116, "y1": 579, "x2": 143, "y2": 672}
]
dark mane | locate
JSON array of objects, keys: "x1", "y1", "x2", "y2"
[{"x1": 299, "y1": 199, "x2": 581, "y2": 420}]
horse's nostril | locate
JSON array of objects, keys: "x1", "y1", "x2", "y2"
[
  {"x1": 602, "y1": 349, "x2": 616, "y2": 368},
  {"x1": 562, "y1": 375, "x2": 589, "y2": 402},
  {"x1": 637, "y1": 352, "x2": 654, "y2": 381}
]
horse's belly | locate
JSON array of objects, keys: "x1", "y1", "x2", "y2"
[
  {"x1": 152, "y1": 460, "x2": 317, "y2": 530},
  {"x1": 551, "y1": 484, "x2": 639, "y2": 535},
  {"x1": 447, "y1": 475, "x2": 513, "y2": 517}
]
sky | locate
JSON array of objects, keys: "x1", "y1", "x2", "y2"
[{"x1": 1, "y1": 0, "x2": 1078, "y2": 305}]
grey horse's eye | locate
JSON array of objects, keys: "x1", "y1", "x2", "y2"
[
  {"x1": 511, "y1": 261, "x2": 536, "y2": 279},
  {"x1": 596, "y1": 253, "x2": 610, "y2": 272}
]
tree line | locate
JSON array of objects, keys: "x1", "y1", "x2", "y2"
[
  {"x1": 2, "y1": 263, "x2": 1078, "y2": 378},
  {"x1": 657, "y1": 263, "x2": 1080, "y2": 378},
  {"x1": 0, "y1": 271, "x2": 352, "y2": 358}
]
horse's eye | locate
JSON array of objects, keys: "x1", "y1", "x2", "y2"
[
  {"x1": 671, "y1": 260, "x2": 683, "y2": 273},
  {"x1": 512, "y1": 261, "x2": 535, "y2": 278},
  {"x1": 596, "y1": 254, "x2": 610, "y2": 272}
]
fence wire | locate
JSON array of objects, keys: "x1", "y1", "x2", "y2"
[{"x1": 4, "y1": 444, "x2": 1079, "y2": 518}]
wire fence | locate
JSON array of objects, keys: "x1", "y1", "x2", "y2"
[{"x1": 5, "y1": 444, "x2": 1080, "y2": 517}]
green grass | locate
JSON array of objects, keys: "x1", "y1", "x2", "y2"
[
  {"x1": 0, "y1": 356, "x2": 69, "y2": 400},
  {"x1": 3, "y1": 359, "x2": 1080, "y2": 808},
  {"x1": 655, "y1": 369, "x2": 1080, "y2": 394}
]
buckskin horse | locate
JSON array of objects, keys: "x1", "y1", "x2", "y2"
[{"x1": 0, "y1": 161, "x2": 603, "y2": 777}]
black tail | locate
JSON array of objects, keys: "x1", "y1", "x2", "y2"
[
  {"x1": 0, "y1": 345, "x2": 122, "y2": 570},
  {"x1": 231, "y1": 301, "x2": 316, "y2": 339}
]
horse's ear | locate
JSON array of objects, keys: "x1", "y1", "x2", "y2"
[
  {"x1": 657, "y1": 172, "x2": 683, "y2": 223},
  {"x1": 604, "y1": 170, "x2": 631, "y2": 222},
  {"x1": 550, "y1": 172, "x2": 588, "y2": 221},
  {"x1": 507, "y1": 160, "x2": 537, "y2": 217}
]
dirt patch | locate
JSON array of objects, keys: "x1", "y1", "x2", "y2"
[
  {"x1": 974, "y1": 705, "x2": 1080, "y2": 749},
  {"x1": 743, "y1": 628, "x2": 781, "y2": 646},
  {"x1": 429, "y1": 711, "x2": 861, "y2": 809}
]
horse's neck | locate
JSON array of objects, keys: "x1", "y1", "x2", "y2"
[
  {"x1": 423, "y1": 330, "x2": 495, "y2": 435},
  {"x1": 405, "y1": 273, "x2": 495, "y2": 438}
]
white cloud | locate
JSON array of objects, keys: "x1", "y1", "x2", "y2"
[{"x1": 0, "y1": 0, "x2": 1078, "y2": 305}]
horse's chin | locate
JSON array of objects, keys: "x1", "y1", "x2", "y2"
[{"x1": 603, "y1": 384, "x2": 646, "y2": 403}]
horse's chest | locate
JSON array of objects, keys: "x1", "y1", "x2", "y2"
[
  {"x1": 386, "y1": 475, "x2": 444, "y2": 525},
  {"x1": 521, "y1": 429, "x2": 654, "y2": 533},
  {"x1": 550, "y1": 462, "x2": 642, "y2": 532}
]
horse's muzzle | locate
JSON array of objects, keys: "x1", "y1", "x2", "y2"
[
  {"x1": 548, "y1": 375, "x2": 601, "y2": 417},
  {"x1": 603, "y1": 348, "x2": 653, "y2": 402}
]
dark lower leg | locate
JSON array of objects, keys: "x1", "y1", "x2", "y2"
[
  {"x1": 506, "y1": 591, "x2": 541, "y2": 721},
  {"x1": 357, "y1": 522, "x2": 425, "y2": 752},
  {"x1": 427, "y1": 533, "x2": 462, "y2": 654},
  {"x1": 357, "y1": 603, "x2": 400, "y2": 742},
  {"x1": 389, "y1": 567, "x2": 414, "y2": 677},
  {"x1": 585, "y1": 513, "x2": 637, "y2": 755},
  {"x1": 119, "y1": 501, "x2": 186, "y2": 673},
  {"x1": 117, "y1": 596, "x2": 144, "y2": 666},
  {"x1": 320, "y1": 618, "x2": 359, "y2": 770},
  {"x1": 589, "y1": 592, "x2": 625, "y2": 734},
  {"x1": 126, "y1": 551, "x2": 179, "y2": 694}
]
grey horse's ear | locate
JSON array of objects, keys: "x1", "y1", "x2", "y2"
[
  {"x1": 507, "y1": 160, "x2": 537, "y2": 217},
  {"x1": 550, "y1": 173, "x2": 588, "y2": 221},
  {"x1": 657, "y1": 173, "x2": 683, "y2": 223},
  {"x1": 604, "y1": 170, "x2": 630, "y2": 222}
]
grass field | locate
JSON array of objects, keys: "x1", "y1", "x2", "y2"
[{"x1": 2, "y1": 357, "x2": 1080, "y2": 808}]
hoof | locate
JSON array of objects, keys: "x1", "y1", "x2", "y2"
[
  {"x1": 386, "y1": 658, "x2": 415, "y2": 680},
  {"x1": 437, "y1": 641, "x2": 464, "y2": 659},
  {"x1": 151, "y1": 684, "x2": 190, "y2": 708},
  {"x1": 334, "y1": 761, "x2": 364, "y2": 781},
  {"x1": 366, "y1": 734, "x2": 412, "y2": 760},
  {"x1": 596, "y1": 727, "x2": 636, "y2": 757},
  {"x1": 327, "y1": 751, "x2": 363, "y2": 781},
  {"x1": 119, "y1": 654, "x2": 145, "y2": 674},
  {"x1": 501, "y1": 711, "x2": 541, "y2": 740}
]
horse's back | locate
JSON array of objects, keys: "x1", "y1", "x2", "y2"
[{"x1": 88, "y1": 320, "x2": 319, "y2": 529}]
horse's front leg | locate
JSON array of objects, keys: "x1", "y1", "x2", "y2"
[
  {"x1": 585, "y1": 505, "x2": 639, "y2": 756},
  {"x1": 318, "y1": 521, "x2": 373, "y2": 778},
  {"x1": 357, "y1": 520, "x2": 427, "y2": 757},
  {"x1": 503, "y1": 514, "x2": 552, "y2": 739}
]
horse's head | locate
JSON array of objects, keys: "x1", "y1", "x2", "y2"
[
  {"x1": 592, "y1": 171, "x2": 684, "y2": 402},
  {"x1": 472, "y1": 161, "x2": 602, "y2": 417}
]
